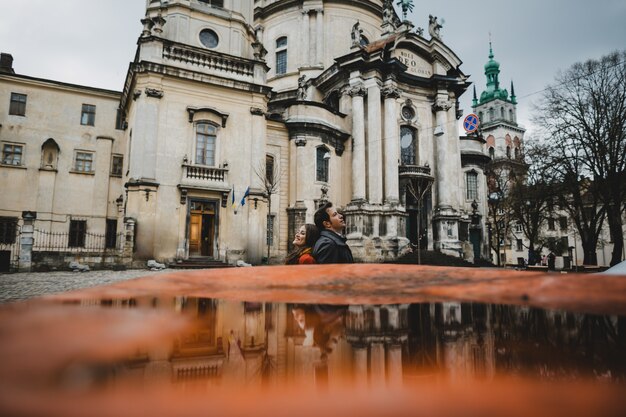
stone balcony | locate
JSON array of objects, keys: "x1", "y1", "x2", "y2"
[
  {"x1": 179, "y1": 164, "x2": 230, "y2": 197},
  {"x1": 398, "y1": 164, "x2": 432, "y2": 180}
]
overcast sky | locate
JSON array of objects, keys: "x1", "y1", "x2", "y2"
[{"x1": 1, "y1": 0, "x2": 625, "y2": 136}]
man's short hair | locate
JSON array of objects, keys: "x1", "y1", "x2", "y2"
[{"x1": 314, "y1": 202, "x2": 333, "y2": 230}]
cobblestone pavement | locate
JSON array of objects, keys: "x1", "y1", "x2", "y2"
[{"x1": 0, "y1": 269, "x2": 172, "y2": 304}]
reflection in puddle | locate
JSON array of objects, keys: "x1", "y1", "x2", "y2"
[{"x1": 66, "y1": 298, "x2": 625, "y2": 389}]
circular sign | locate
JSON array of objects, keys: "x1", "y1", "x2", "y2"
[{"x1": 463, "y1": 113, "x2": 479, "y2": 133}]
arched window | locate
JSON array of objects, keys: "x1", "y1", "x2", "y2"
[
  {"x1": 275, "y1": 37, "x2": 288, "y2": 75},
  {"x1": 500, "y1": 107, "x2": 505, "y2": 119},
  {"x1": 400, "y1": 126, "x2": 417, "y2": 165},
  {"x1": 478, "y1": 111, "x2": 483, "y2": 123},
  {"x1": 195, "y1": 123, "x2": 217, "y2": 166},
  {"x1": 489, "y1": 147, "x2": 495, "y2": 159},
  {"x1": 509, "y1": 109, "x2": 513, "y2": 121},
  {"x1": 316, "y1": 146, "x2": 329, "y2": 182},
  {"x1": 506, "y1": 146, "x2": 511, "y2": 159},
  {"x1": 466, "y1": 171, "x2": 478, "y2": 200},
  {"x1": 514, "y1": 147, "x2": 520, "y2": 159},
  {"x1": 489, "y1": 108, "x2": 494, "y2": 121}
]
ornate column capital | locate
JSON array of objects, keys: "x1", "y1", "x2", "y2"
[
  {"x1": 294, "y1": 137, "x2": 307, "y2": 147},
  {"x1": 348, "y1": 84, "x2": 366, "y2": 97},
  {"x1": 381, "y1": 86, "x2": 401, "y2": 99},
  {"x1": 432, "y1": 99, "x2": 452, "y2": 112}
]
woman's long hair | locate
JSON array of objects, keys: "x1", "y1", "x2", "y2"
[{"x1": 285, "y1": 223, "x2": 320, "y2": 264}]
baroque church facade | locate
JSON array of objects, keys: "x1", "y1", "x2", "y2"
[{"x1": 1, "y1": 0, "x2": 496, "y2": 268}]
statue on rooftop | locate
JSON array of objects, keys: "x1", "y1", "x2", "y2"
[{"x1": 428, "y1": 15, "x2": 443, "y2": 40}]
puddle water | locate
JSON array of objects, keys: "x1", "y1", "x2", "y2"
[
  {"x1": 40, "y1": 298, "x2": 626, "y2": 386},
  {"x1": 1, "y1": 294, "x2": 625, "y2": 417}
]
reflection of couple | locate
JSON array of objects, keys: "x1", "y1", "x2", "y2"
[{"x1": 292, "y1": 305, "x2": 346, "y2": 359}]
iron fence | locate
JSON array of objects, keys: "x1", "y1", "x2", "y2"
[{"x1": 33, "y1": 229, "x2": 125, "y2": 253}]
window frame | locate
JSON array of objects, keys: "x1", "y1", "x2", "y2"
[
  {"x1": 465, "y1": 170, "x2": 479, "y2": 201},
  {"x1": 194, "y1": 122, "x2": 217, "y2": 166},
  {"x1": 9, "y1": 92, "x2": 27, "y2": 116},
  {"x1": 1, "y1": 142, "x2": 24, "y2": 166},
  {"x1": 265, "y1": 154, "x2": 275, "y2": 185},
  {"x1": 316, "y1": 146, "x2": 329, "y2": 183},
  {"x1": 110, "y1": 154, "x2": 124, "y2": 176},
  {"x1": 400, "y1": 126, "x2": 417, "y2": 165},
  {"x1": 0, "y1": 217, "x2": 18, "y2": 244},
  {"x1": 80, "y1": 104, "x2": 96, "y2": 126},
  {"x1": 105, "y1": 219, "x2": 118, "y2": 249},
  {"x1": 275, "y1": 36, "x2": 288, "y2": 75},
  {"x1": 73, "y1": 150, "x2": 94, "y2": 173}
]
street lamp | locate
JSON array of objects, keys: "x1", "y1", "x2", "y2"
[{"x1": 488, "y1": 191, "x2": 502, "y2": 266}]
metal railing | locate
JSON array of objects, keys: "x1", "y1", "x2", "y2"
[{"x1": 33, "y1": 229, "x2": 124, "y2": 253}]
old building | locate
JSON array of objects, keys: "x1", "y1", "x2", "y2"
[{"x1": 1, "y1": 0, "x2": 495, "y2": 270}]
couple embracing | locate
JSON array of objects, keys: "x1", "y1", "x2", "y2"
[{"x1": 285, "y1": 202, "x2": 354, "y2": 265}]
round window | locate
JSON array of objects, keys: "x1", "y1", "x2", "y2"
[
  {"x1": 199, "y1": 29, "x2": 219, "y2": 49},
  {"x1": 401, "y1": 105, "x2": 415, "y2": 121}
]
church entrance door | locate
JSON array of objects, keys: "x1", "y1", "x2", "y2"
[{"x1": 189, "y1": 201, "x2": 216, "y2": 257}]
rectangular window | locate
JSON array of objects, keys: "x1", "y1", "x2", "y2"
[
  {"x1": 513, "y1": 223, "x2": 522, "y2": 234},
  {"x1": 516, "y1": 239, "x2": 523, "y2": 251},
  {"x1": 115, "y1": 108, "x2": 125, "y2": 130},
  {"x1": 195, "y1": 123, "x2": 216, "y2": 166},
  {"x1": 68, "y1": 220, "x2": 87, "y2": 248},
  {"x1": 80, "y1": 104, "x2": 96, "y2": 126},
  {"x1": 1, "y1": 143, "x2": 23, "y2": 165},
  {"x1": 316, "y1": 147, "x2": 329, "y2": 182},
  {"x1": 111, "y1": 154, "x2": 123, "y2": 176},
  {"x1": 276, "y1": 50, "x2": 287, "y2": 75},
  {"x1": 559, "y1": 216, "x2": 568, "y2": 230},
  {"x1": 266, "y1": 154, "x2": 275, "y2": 184},
  {"x1": 105, "y1": 219, "x2": 118, "y2": 249},
  {"x1": 466, "y1": 172, "x2": 478, "y2": 200},
  {"x1": 9, "y1": 93, "x2": 27, "y2": 116},
  {"x1": 548, "y1": 218, "x2": 555, "y2": 231},
  {"x1": 0, "y1": 217, "x2": 18, "y2": 244},
  {"x1": 266, "y1": 214, "x2": 275, "y2": 246},
  {"x1": 74, "y1": 151, "x2": 94, "y2": 172}
]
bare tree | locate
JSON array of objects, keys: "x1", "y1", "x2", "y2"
[
  {"x1": 253, "y1": 156, "x2": 285, "y2": 263},
  {"x1": 485, "y1": 163, "x2": 516, "y2": 266},
  {"x1": 534, "y1": 51, "x2": 626, "y2": 265}
]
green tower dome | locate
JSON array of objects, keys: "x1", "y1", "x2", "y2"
[{"x1": 478, "y1": 42, "x2": 509, "y2": 105}]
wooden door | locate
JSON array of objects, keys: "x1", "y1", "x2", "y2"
[{"x1": 189, "y1": 213, "x2": 202, "y2": 255}]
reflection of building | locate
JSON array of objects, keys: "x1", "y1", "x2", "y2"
[
  {"x1": 76, "y1": 299, "x2": 624, "y2": 386},
  {"x1": 1, "y1": 0, "x2": 496, "y2": 267}
]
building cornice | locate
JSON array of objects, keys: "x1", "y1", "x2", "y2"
[{"x1": 0, "y1": 73, "x2": 121, "y2": 99}]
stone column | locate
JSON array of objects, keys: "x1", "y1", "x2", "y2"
[
  {"x1": 370, "y1": 342, "x2": 386, "y2": 389},
  {"x1": 382, "y1": 85, "x2": 401, "y2": 204},
  {"x1": 247, "y1": 107, "x2": 267, "y2": 265},
  {"x1": 386, "y1": 344, "x2": 403, "y2": 387},
  {"x1": 294, "y1": 137, "x2": 307, "y2": 203},
  {"x1": 18, "y1": 212, "x2": 35, "y2": 272},
  {"x1": 349, "y1": 84, "x2": 366, "y2": 202},
  {"x1": 433, "y1": 94, "x2": 454, "y2": 209},
  {"x1": 366, "y1": 79, "x2": 383, "y2": 205},
  {"x1": 353, "y1": 346, "x2": 368, "y2": 389},
  {"x1": 301, "y1": 9, "x2": 310, "y2": 67},
  {"x1": 315, "y1": 9, "x2": 324, "y2": 65}
]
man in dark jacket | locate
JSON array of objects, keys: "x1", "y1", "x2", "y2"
[{"x1": 312, "y1": 202, "x2": 354, "y2": 264}]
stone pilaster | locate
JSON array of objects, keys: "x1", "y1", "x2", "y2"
[
  {"x1": 382, "y1": 85, "x2": 401, "y2": 204},
  {"x1": 366, "y1": 79, "x2": 383, "y2": 205},
  {"x1": 286, "y1": 204, "x2": 307, "y2": 253},
  {"x1": 349, "y1": 84, "x2": 366, "y2": 202},
  {"x1": 301, "y1": 9, "x2": 310, "y2": 66},
  {"x1": 315, "y1": 9, "x2": 324, "y2": 64}
]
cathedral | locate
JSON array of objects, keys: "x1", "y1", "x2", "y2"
[{"x1": 0, "y1": 0, "x2": 498, "y2": 269}]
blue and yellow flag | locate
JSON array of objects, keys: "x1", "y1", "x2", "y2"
[
  {"x1": 231, "y1": 185, "x2": 236, "y2": 209},
  {"x1": 240, "y1": 187, "x2": 250, "y2": 207}
]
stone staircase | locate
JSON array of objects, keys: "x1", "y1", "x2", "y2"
[{"x1": 168, "y1": 257, "x2": 234, "y2": 269}]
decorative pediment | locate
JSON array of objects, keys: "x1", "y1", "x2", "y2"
[{"x1": 186, "y1": 106, "x2": 229, "y2": 127}]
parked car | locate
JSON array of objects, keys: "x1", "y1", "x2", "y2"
[{"x1": 598, "y1": 260, "x2": 626, "y2": 275}]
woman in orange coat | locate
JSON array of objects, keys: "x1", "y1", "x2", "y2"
[{"x1": 285, "y1": 224, "x2": 320, "y2": 265}]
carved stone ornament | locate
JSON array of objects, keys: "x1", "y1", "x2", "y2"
[
  {"x1": 145, "y1": 88, "x2": 164, "y2": 99},
  {"x1": 432, "y1": 99, "x2": 452, "y2": 112},
  {"x1": 347, "y1": 84, "x2": 366, "y2": 97},
  {"x1": 133, "y1": 90, "x2": 142, "y2": 100},
  {"x1": 250, "y1": 107, "x2": 266, "y2": 116},
  {"x1": 294, "y1": 137, "x2": 307, "y2": 147},
  {"x1": 381, "y1": 86, "x2": 401, "y2": 99}
]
